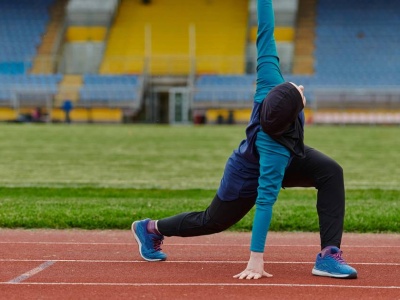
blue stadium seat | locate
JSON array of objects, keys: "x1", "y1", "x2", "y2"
[
  {"x1": 79, "y1": 75, "x2": 142, "y2": 105},
  {"x1": 0, "y1": 74, "x2": 62, "y2": 101},
  {"x1": 0, "y1": 0, "x2": 55, "y2": 74},
  {"x1": 194, "y1": 75, "x2": 256, "y2": 104},
  {"x1": 313, "y1": 0, "x2": 400, "y2": 88}
]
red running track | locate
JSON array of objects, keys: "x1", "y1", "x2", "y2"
[{"x1": 0, "y1": 229, "x2": 399, "y2": 299}]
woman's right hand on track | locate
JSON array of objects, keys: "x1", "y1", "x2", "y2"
[{"x1": 233, "y1": 251, "x2": 273, "y2": 280}]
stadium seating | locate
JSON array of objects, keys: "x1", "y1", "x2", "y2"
[
  {"x1": 193, "y1": 75, "x2": 256, "y2": 106},
  {"x1": 79, "y1": 74, "x2": 143, "y2": 108},
  {"x1": 61, "y1": 0, "x2": 118, "y2": 74},
  {"x1": 276, "y1": 0, "x2": 399, "y2": 96},
  {"x1": 0, "y1": 0, "x2": 55, "y2": 75},
  {"x1": 0, "y1": 0, "x2": 60, "y2": 120},
  {"x1": 100, "y1": 0, "x2": 248, "y2": 75},
  {"x1": 0, "y1": 74, "x2": 62, "y2": 103},
  {"x1": 313, "y1": 0, "x2": 400, "y2": 87},
  {"x1": 1, "y1": 0, "x2": 399, "y2": 124}
]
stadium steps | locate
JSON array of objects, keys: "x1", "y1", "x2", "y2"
[
  {"x1": 292, "y1": 0, "x2": 316, "y2": 75},
  {"x1": 31, "y1": 0, "x2": 68, "y2": 74},
  {"x1": 54, "y1": 74, "x2": 82, "y2": 106}
]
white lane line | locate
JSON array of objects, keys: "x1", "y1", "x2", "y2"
[
  {"x1": 0, "y1": 282, "x2": 399, "y2": 289},
  {"x1": 7, "y1": 261, "x2": 56, "y2": 284},
  {"x1": 1, "y1": 259, "x2": 399, "y2": 266},
  {"x1": 0, "y1": 242, "x2": 399, "y2": 248}
]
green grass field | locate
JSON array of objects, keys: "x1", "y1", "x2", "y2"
[{"x1": 0, "y1": 123, "x2": 399, "y2": 232}]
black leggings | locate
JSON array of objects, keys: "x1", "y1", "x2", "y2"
[{"x1": 157, "y1": 146, "x2": 345, "y2": 249}]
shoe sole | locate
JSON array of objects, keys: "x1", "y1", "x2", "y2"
[
  {"x1": 312, "y1": 268, "x2": 357, "y2": 279},
  {"x1": 131, "y1": 221, "x2": 166, "y2": 262}
]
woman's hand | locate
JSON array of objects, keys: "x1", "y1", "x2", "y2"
[{"x1": 233, "y1": 251, "x2": 273, "y2": 280}]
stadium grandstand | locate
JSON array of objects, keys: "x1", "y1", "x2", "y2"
[{"x1": 0, "y1": 0, "x2": 399, "y2": 124}]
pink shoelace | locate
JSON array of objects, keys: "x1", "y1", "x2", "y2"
[
  {"x1": 330, "y1": 250, "x2": 346, "y2": 264},
  {"x1": 152, "y1": 237, "x2": 164, "y2": 252}
]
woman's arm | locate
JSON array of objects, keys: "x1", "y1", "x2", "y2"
[
  {"x1": 234, "y1": 0, "x2": 289, "y2": 280},
  {"x1": 234, "y1": 132, "x2": 289, "y2": 280},
  {"x1": 251, "y1": 133, "x2": 290, "y2": 252},
  {"x1": 254, "y1": 0, "x2": 285, "y2": 103}
]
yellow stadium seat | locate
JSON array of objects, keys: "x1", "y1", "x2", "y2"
[
  {"x1": 206, "y1": 109, "x2": 252, "y2": 123},
  {"x1": 274, "y1": 27, "x2": 295, "y2": 42},
  {"x1": 90, "y1": 108, "x2": 122, "y2": 122},
  {"x1": 0, "y1": 108, "x2": 17, "y2": 121},
  {"x1": 66, "y1": 26, "x2": 107, "y2": 42},
  {"x1": 101, "y1": 0, "x2": 248, "y2": 75},
  {"x1": 250, "y1": 26, "x2": 295, "y2": 42},
  {"x1": 65, "y1": 108, "x2": 122, "y2": 123},
  {"x1": 70, "y1": 108, "x2": 91, "y2": 122}
]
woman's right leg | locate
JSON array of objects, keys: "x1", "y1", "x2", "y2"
[{"x1": 157, "y1": 194, "x2": 256, "y2": 237}]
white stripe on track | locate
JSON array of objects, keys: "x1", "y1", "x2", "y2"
[
  {"x1": 0, "y1": 281, "x2": 399, "y2": 289},
  {"x1": 0, "y1": 241, "x2": 399, "y2": 248},
  {"x1": 7, "y1": 261, "x2": 55, "y2": 283},
  {"x1": 1, "y1": 259, "x2": 399, "y2": 266}
]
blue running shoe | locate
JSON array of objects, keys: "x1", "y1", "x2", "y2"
[
  {"x1": 312, "y1": 246, "x2": 357, "y2": 279},
  {"x1": 131, "y1": 219, "x2": 167, "y2": 261}
]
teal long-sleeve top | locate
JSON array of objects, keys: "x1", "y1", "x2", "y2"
[
  {"x1": 216, "y1": 0, "x2": 304, "y2": 253},
  {"x1": 251, "y1": 0, "x2": 296, "y2": 252}
]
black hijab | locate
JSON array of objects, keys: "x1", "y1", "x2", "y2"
[{"x1": 260, "y1": 82, "x2": 305, "y2": 158}]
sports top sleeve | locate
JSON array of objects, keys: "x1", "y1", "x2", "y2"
[
  {"x1": 254, "y1": 0, "x2": 285, "y2": 103},
  {"x1": 250, "y1": 0, "x2": 289, "y2": 253}
]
